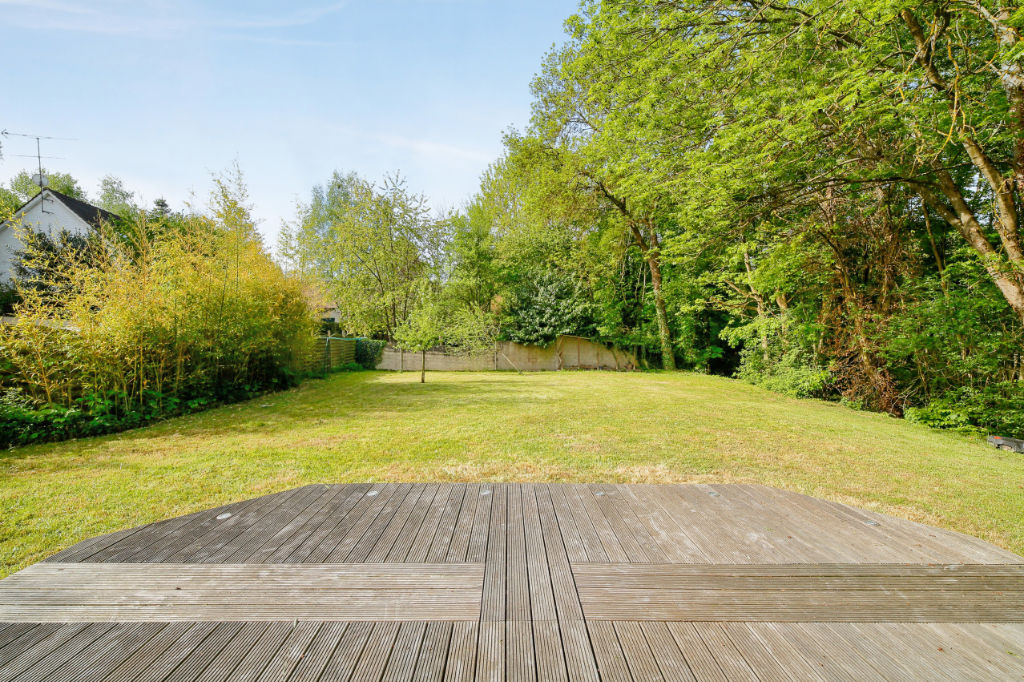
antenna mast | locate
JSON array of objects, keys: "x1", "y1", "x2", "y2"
[{"x1": 1, "y1": 129, "x2": 77, "y2": 187}]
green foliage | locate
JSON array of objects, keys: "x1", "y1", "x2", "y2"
[
  {"x1": 736, "y1": 347, "x2": 831, "y2": 399},
  {"x1": 879, "y1": 257, "x2": 1024, "y2": 394},
  {"x1": 499, "y1": 269, "x2": 595, "y2": 346},
  {"x1": 12, "y1": 169, "x2": 85, "y2": 199},
  {"x1": 354, "y1": 338, "x2": 386, "y2": 369},
  {"x1": 906, "y1": 384, "x2": 1024, "y2": 439},
  {"x1": 279, "y1": 171, "x2": 445, "y2": 340},
  {"x1": 0, "y1": 169, "x2": 88, "y2": 221},
  {"x1": 0, "y1": 385, "x2": 271, "y2": 449},
  {"x1": 396, "y1": 286, "x2": 497, "y2": 355},
  {"x1": 444, "y1": 206, "x2": 498, "y2": 312},
  {"x1": 0, "y1": 168, "x2": 317, "y2": 445},
  {"x1": 9, "y1": 227, "x2": 96, "y2": 302},
  {"x1": 722, "y1": 316, "x2": 830, "y2": 398},
  {"x1": 394, "y1": 283, "x2": 498, "y2": 381},
  {"x1": 444, "y1": 0, "x2": 1024, "y2": 433},
  {"x1": 320, "y1": 320, "x2": 342, "y2": 335},
  {"x1": 96, "y1": 175, "x2": 137, "y2": 216}
]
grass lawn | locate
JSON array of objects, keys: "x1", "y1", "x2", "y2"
[{"x1": 2, "y1": 370, "x2": 1022, "y2": 576}]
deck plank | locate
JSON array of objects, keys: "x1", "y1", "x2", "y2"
[
  {"x1": 334, "y1": 484, "x2": 419, "y2": 563},
  {"x1": 584, "y1": 621, "x2": 631, "y2": 681},
  {"x1": 638, "y1": 622, "x2": 697, "y2": 682},
  {"x1": 4, "y1": 622, "x2": 112, "y2": 682},
  {"x1": 249, "y1": 621, "x2": 321, "y2": 681},
  {"x1": 363, "y1": 485, "x2": 435, "y2": 563},
  {"x1": 3, "y1": 483, "x2": 1021, "y2": 680},
  {"x1": 592, "y1": 485, "x2": 666, "y2": 563},
  {"x1": 443, "y1": 621, "x2": 477, "y2": 682},
  {"x1": 523, "y1": 485, "x2": 558, "y2": 623},
  {"x1": 555, "y1": 485, "x2": 609, "y2": 563},
  {"x1": 312, "y1": 484, "x2": 404, "y2": 563},
  {"x1": 567, "y1": 485, "x2": 626, "y2": 563},
  {"x1": 715, "y1": 623, "x2": 792, "y2": 682},
  {"x1": 320, "y1": 620, "x2": 374, "y2": 681},
  {"x1": 505, "y1": 485, "x2": 530, "y2": 623},
  {"x1": 38, "y1": 622, "x2": 164, "y2": 682},
  {"x1": 403, "y1": 481, "x2": 456, "y2": 561},
  {"x1": 349, "y1": 621, "x2": 400, "y2": 682},
  {"x1": 474, "y1": 621, "x2": 505, "y2": 682},
  {"x1": 443, "y1": 485, "x2": 478, "y2": 563},
  {"x1": 101, "y1": 622, "x2": 200, "y2": 682},
  {"x1": 247, "y1": 485, "x2": 352, "y2": 563},
  {"x1": 191, "y1": 622, "x2": 269, "y2": 682},
  {"x1": 133, "y1": 622, "x2": 238, "y2": 679},
  {"x1": 0, "y1": 624, "x2": 54, "y2": 668},
  {"x1": 382, "y1": 621, "x2": 427, "y2": 681},
  {"x1": 5, "y1": 626, "x2": 90, "y2": 678},
  {"x1": 282, "y1": 622, "x2": 347, "y2": 682},
  {"x1": 411, "y1": 621, "x2": 452, "y2": 682},
  {"x1": 572, "y1": 562, "x2": 1024, "y2": 622},
  {"x1": 615, "y1": 621, "x2": 665, "y2": 681},
  {"x1": 282, "y1": 484, "x2": 374, "y2": 563},
  {"x1": 665, "y1": 622, "x2": 728, "y2": 682},
  {"x1": 465, "y1": 486, "x2": 493, "y2": 564},
  {"x1": 480, "y1": 484, "x2": 507, "y2": 623}
]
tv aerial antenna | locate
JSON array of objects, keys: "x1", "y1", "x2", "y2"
[{"x1": 1, "y1": 129, "x2": 77, "y2": 186}]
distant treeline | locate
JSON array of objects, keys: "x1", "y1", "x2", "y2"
[{"x1": 283, "y1": 2, "x2": 1024, "y2": 437}]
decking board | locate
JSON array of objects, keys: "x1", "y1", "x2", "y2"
[{"x1": 2, "y1": 483, "x2": 1023, "y2": 681}]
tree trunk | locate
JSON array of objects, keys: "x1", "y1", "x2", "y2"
[
  {"x1": 420, "y1": 350, "x2": 426, "y2": 383},
  {"x1": 590, "y1": 178, "x2": 676, "y2": 370},
  {"x1": 742, "y1": 245, "x2": 770, "y2": 362},
  {"x1": 917, "y1": 179, "x2": 1024, "y2": 325},
  {"x1": 646, "y1": 250, "x2": 676, "y2": 371},
  {"x1": 902, "y1": 9, "x2": 1024, "y2": 326}
]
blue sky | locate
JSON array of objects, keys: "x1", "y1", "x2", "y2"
[{"x1": 0, "y1": 0, "x2": 577, "y2": 244}]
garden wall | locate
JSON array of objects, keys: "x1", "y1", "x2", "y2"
[{"x1": 377, "y1": 335, "x2": 636, "y2": 372}]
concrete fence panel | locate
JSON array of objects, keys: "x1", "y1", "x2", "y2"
[{"x1": 377, "y1": 335, "x2": 636, "y2": 372}]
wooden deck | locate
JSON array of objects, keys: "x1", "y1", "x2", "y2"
[{"x1": 1, "y1": 483, "x2": 1022, "y2": 680}]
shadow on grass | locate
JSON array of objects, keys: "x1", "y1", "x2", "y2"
[{"x1": 0, "y1": 371, "x2": 554, "y2": 462}]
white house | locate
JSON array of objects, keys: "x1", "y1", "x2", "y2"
[{"x1": 0, "y1": 188, "x2": 116, "y2": 282}]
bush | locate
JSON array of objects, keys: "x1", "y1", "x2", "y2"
[
  {"x1": 0, "y1": 169, "x2": 318, "y2": 446},
  {"x1": 723, "y1": 317, "x2": 831, "y2": 399},
  {"x1": 355, "y1": 338, "x2": 386, "y2": 369},
  {"x1": 905, "y1": 383, "x2": 1024, "y2": 439},
  {"x1": 0, "y1": 385, "x2": 278, "y2": 448},
  {"x1": 738, "y1": 348, "x2": 832, "y2": 398}
]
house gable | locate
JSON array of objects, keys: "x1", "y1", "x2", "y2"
[{"x1": 0, "y1": 189, "x2": 115, "y2": 283}]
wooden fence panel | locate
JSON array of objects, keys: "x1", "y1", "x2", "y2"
[{"x1": 298, "y1": 337, "x2": 357, "y2": 374}]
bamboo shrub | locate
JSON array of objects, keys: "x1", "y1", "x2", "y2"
[{"x1": 0, "y1": 182, "x2": 318, "y2": 417}]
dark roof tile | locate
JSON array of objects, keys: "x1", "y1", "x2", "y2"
[{"x1": 46, "y1": 189, "x2": 119, "y2": 227}]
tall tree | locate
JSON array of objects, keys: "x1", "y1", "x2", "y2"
[
  {"x1": 515, "y1": 47, "x2": 682, "y2": 369},
  {"x1": 280, "y1": 172, "x2": 445, "y2": 339},
  {"x1": 566, "y1": 0, "x2": 1024, "y2": 325},
  {"x1": 97, "y1": 175, "x2": 137, "y2": 216}
]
